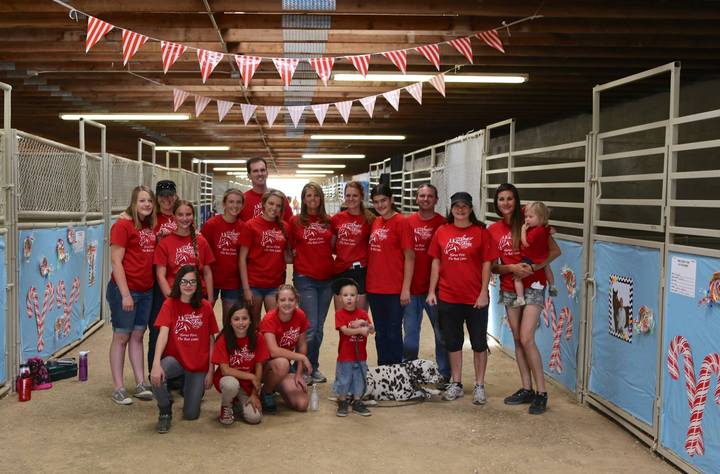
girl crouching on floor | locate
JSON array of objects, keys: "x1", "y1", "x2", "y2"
[
  {"x1": 212, "y1": 303, "x2": 268, "y2": 425},
  {"x1": 150, "y1": 265, "x2": 218, "y2": 433}
]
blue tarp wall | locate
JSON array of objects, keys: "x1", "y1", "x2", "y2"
[{"x1": 0, "y1": 235, "x2": 7, "y2": 385}]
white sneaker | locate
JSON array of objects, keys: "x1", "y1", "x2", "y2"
[
  {"x1": 512, "y1": 297, "x2": 526, "y2": 308},
  {"x1": 473, "y1": 384, "x2": 487, "y2": 405},
  {"x1": 133, "y1": 383, "x2": 153, "y2": 401},
  {"x1": 111, "y1": 388, "x2": 132, "y2": 405},
  {"x1": 442, "y1": 382, "x2": 464, "y2": 401}
]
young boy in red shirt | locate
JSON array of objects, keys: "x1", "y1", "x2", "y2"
[{"x1": 333, "y1": 278, "x2": 374, "y2": 417}]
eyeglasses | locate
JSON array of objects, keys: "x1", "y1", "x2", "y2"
[{"x1": 179, "y1": 279, "x2": 197, "y2": 286}]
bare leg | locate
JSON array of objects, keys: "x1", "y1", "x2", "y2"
[
  {"x1": 248, "y1": 295, "x2": 264, "y2": 327},
  {"x1": 262, "y1": 358, "x2": 290, "y2": 394},
  {"x1": 519, "y1": 304, "x2": 546, "y2": 393},
  {"x1": 513, "y1": 279, "x2": 525, "y2": 300},
  {"x1": 262, "y1": 295, "x2": 278, "y2": 318},
  {"x1": 448, "y1": 351, "x2": 463, "y2": 383},
  {"x1": 506, "y1": 306, "x2": 533, "y2": 390},
  {"x1": 277, "y1": 374, "x2": 309, "y2": 412},
  {"x1": 109, "y1": 332, "x2": 130, "y2": 389},
  {"x1": 473, "y1": 350, "x2": 488, "y2": 386},
  {"x1": 127, "y1": 329, "x2": 146, "y2": 385}
]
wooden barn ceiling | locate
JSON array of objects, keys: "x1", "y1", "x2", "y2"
[{"x1": 2, "y1": 0, "x2": 720, "y2": 178}]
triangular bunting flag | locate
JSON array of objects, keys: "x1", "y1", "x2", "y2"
[
  {"x1": 311, "y1": 104, "x2": 329, "y2": 126},
  {"x1": 197, "y1": 49, "x2": 224, "y2": 83},
  {"x1": 429, "y1": 73, "x2": 446, "y2": 97},
  {"x1": 194, "y1": 95, "x2": 211, "y2": 117},
  {"x1": 287, "y1": 105, "x2": 305, "y2": 128},
  {"x1": 476, "y1": 29, "x2": 505, "y2": 53},
  {"x1": 345, "y1": 54, "x2": 371, "y2": 77},
  {"x1": 308, "y1": 57, "x2": 335, "y2": 86},
  {"x1": 405, "y1": 82, "x2": 423, "y2": 104},
  {"x1": 121, "y1": 30, "x2": 148, "y2": 66},
  {"x1": 161, "y1": 41, "x2": 187, "y2": 74},
  {"x1": 448, "y1": 37, "x2": 474, "y2": 64},
  {"x1": 334, "y1": 100, "x2": 353, "y2": 124},
  {"x1": 85, "y1": 16, "x2": 114, "y2": 53},
  {"x1": 359, "y1": 96, "x2": 376, "y2": 118},
  {"x1": 415, "y1": 44, "x2": 441, "y2": 70},
  {"x1": 382, "y1": 50, "x2": 407, "y2": 74},
  {"x1": 173, "y1": 88, "x2": 189, "y2": 112},
  {"x1": 216, "y1": 100, "x2": 233, "y2": 122},
  {"x1": 240, "y1": 103, "x2": 257, "y2": 125},
  {"x1": 382, "y1": 89, "x2": 400, "y2": 111},
  {"x1": 264, "y1": 105, "x2": 281, "y2": 127},
  {"x1": 272, "y1": 58, "x2": 300, "y2": 87},
  {"x1": 234, "y1": 55, "x2": 262, "y2": 88}
]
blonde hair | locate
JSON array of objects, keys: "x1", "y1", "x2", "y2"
[
  {"x1": 526, "y1": 201, "x2": 550, "y2": 225},
  {"x1": 261, "y1": 189, "x2": 287, "y2": 239},
  {"x1": 222, "y1": 188, "x2": 244, "y2": 205},
  {"x1": 125, "y1": 185, "x2": 157, "y2": 230}
]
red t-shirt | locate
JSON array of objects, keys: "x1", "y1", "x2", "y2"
[
  {"x1": 154, "y1": 213, "x2": 177, "y2": 237},
  {"x1": 428, "y1": 223, "x2": 499, "y2": 305},
  {"x1": 523, "y1": 225, "x2": 550, "y2": 264},
  {"x1": 240, "y1": 189, "x2": 293, "y2": 223},
  {"x1": 110, "y1": 219, "x2": 156, "y2": 292},
  {"x1": 259, "y1": 308, "x2": 309, "y2": 352},
  {"x1": 155, "y1": 298, "x2": 219, "y2": 372},
  {"x1": 487, "y1": 220, "x2": 547, "y2": 292},
  {"x1": 200, "y1": 215, "x2": 245, "y2": 289},
  {"x1": 335, "y1": 308, "x2": 370, "y2": 362},
  {"x1": 238, "y1": 216, "x2": 288, "y2": 288},
  {"x1": 366, "y1": 214, "x2": 414, "y2": 294},
  {"x1": 289, "y1": 215, "x2": 334, "y2": 280},
  {"x1": 406, "y1": 212, "x2": 446, "y2": 295},
  {"x1": 211, "y1": 333, "x2": 269, "y2": 395},
  {"x1": 153, "y1": 233, "x2": 216, "y2": 292},
  {"x1": 331, "y1": 211, "x2": 371, "y2": 274}
]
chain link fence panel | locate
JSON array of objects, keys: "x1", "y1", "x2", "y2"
[
  {"x1": 86, "y1": 153, "x2": 103, "y2": 214},
  {"x1": 110, "y1": 154, "x2": 140, "y2": 212}
]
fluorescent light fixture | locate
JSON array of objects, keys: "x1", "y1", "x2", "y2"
[
  {"x1": 156, "y1": 146, "x2": 230, "y2": 151},
  {"x1": 297, "y1": 164, "x2": 346, "y2": 169},
  {"x1": 292, "y1": 174, "x2": 326, "y2": 178},
  {"x1": 213, "y1": 167, "x2": 247, "y2": 171},
  {"x1": 227, "y1": 171, "x2": 247, "y2": 176},
  {"x1": 196, "y1": 159, "x2": 246, "y2": 164},
  {"x1": 296, "y1": 170, "x2": 333, "y2": 174},
  {"x1": 302, "y1": 153, "x2": 365, "y2": 159},
  {"x1": 310, "y1": 134, "x2": 405, "y2": 141},
  {"x1": 60, "y1": 113, "x2": 191, "y2": 121},
  {"x1": 333, "y1": 73, "x2": 527, "y2": 84}
]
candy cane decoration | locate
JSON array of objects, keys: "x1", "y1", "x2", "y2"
[
  {"x1": 666, "y1": 335, "x2": 720, "y2": 456},
  {"x1": 26, "y1": 283, "x2": 54, "y2": 351},
  {"x1": 547, "y1": 307, "x2": 573, "y2": 374},
  {"x1": 542, "y1": 297, "x2": 554, "y2": 327},
  {"x1": 55, "y1": 278, "x2": 81, "y2": 337}
]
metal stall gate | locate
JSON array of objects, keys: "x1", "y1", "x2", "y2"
[{"x1": 481, "y1": 118, "x2": 590, "y2": 396}]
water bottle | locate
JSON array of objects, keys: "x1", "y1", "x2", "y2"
[
  {"x1": 78, "y1": 351, "x2": 89, "y2": 382},
  {"x1": 309, "y1": 383, "x2": 319, "y2": 411},
  {"x1": 18, "y1": 365, "x2": 31, "y2": 402}
]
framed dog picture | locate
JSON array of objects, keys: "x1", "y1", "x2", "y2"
[{"x1": 609, "y1": 274, "x2": 633, "y2": 343}]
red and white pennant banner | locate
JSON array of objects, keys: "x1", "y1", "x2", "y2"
[
  {"x1": 173, "y1": 88, "x2": 189, "y2": 112},
  {"x1": 264, "y1": 105, "x2": 281, "y2": 127},
  {"x1": 382, "y1": 50, "x2": 407, "y2": 74},
  {"x1": 405, "y1": 82, "x2": 422, "y2": 105},
  {"x1": 312, "y1": 104, "x2": 329, "y2": 126},
  {"x1": 345, "y1": 55, "x2": 370, "y2": 77},
  {"x1": 240, "y1": 103, "x2": 257, "y2": 125},
  {"x1": 85, "y1": 16, "x2": 113, "y2": 53},
  {"x1": 359, "y1": 96, "x2": 376, "y2": 118},
  {"x1": 197, "y1": 49, "x2": 224, "y2": 83},
  {"x1": 161, "y1": 41, "x2": 187, "y2": 74},
  {"x1": 383, "y1": 89, "x2": 401, "y2": 111},
  {"x1": 429, "y1": 73, "x2": 446, "y2": 97},
  {"x1": 121, "y1": 30, "x2": 148, "y2": 65},
  {"x1": 448, "y1": 37, "x2": 474, "y2": 64},
  {"x1": 234, "y1": 55, "x2": 262, "y2": 88},
  {"x1": 308, "y1": 57, "x2": 334, "y2": 87},
  {"x1": 216, "y1": 100, "x2": 233, "y2": 122},
  {"x1": 334, "y1": 100, "x2": 353, "y2": 124},
  {"x1": 273, "y1": 58, "x2": 300, "y2": 87},
  {"x1": 194, "y1": 95, "x2": 211, "y2": 117},
  {"x1": 476, "y1": 29, "x2": 506, "y2": 53},
  {"x1": 415, "y1": 44, "x2": 440, "y2": 70},
  {"x1": 287, "y1": 105, "x2": 305, "y2": 128}
]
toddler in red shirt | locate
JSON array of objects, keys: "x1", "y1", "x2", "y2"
[
  {"x1": 513, "y1": 201, "x2": 557, "y2": 307},
  {"x1": 212, "y1": 302, "x2": 268, "y2": 426},
  {"x1": 333, "y1": 278, "x2": 374, "y2": 417}
]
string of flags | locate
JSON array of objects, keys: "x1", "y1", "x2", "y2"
[
  {"x1": 83, "y1": 14, "x2": 507, "y2": 87},
  {"x1": 171, "y1": 70, "x2": 448, "y2": 128}
]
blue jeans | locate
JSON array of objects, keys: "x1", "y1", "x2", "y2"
[
  {"x1": 368, "y1": 293, "x2": 404, "y2": 366},
  {"x1": 293, "y1": 274, "x2": 333, "y2": 372},
  {"x1": 403, "y1": 295, "x2": 450, "y2": 378}
]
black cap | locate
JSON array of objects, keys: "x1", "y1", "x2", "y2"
[
  {"x1": 155, "y1": 180, "x2": 177, "y2": 197},
  {"x1": 450, "y1": 191, "x2": 473, "y2": 207}
]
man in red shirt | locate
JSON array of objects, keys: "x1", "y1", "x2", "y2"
[
  {"x1": 403, "y1": 184, "x2": 450, "y2": 383},
  {"x1": 240, "y1": 157, "x2": 293, "y2": 222}
]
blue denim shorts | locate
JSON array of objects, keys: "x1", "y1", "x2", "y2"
[
  {"x1": 106, "y1": 280, "x2": 153, "y2": 333},
  {"x1": 213, "y1": 288, "x2": 242, "y2": 301},
  {"x1": 333, "y1": 361, "x2": 368, "y2": 398},
  {"x1": 501, "y1": 287, "x2": 545, "y2": 308},
  {"x1": 251, "y1": 287, "x2": 278, "y2": 299}
]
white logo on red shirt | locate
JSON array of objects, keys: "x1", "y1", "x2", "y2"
[
  {"x1": 174, "y1": 242, "x2": 196, "y2": 266},
  {"x1": 229, "y1": 345, "x2": 254, "y2": 366},
  {"x1": 159, "y1": 220, "x2": 177, "y2": 235},
  {"x1": 337, "y1": 222, "x2": 362, "y2": 240},
  {"x1": 303, "y1": 222, "x2": 327, "y2": 243},
  {"x1": 139, "y1": 228, "x2": 155, "y2": 252},
  {"x1": 369, "y1": 227, "x2": 389, "y2": 246},
  {"x1": 217, "y1": 229, "x2": 239, "y2": 256},
  {"x1": 253, "y1": 202, "x2": 263, "y2": 217},
  {"x1": 444, "y1": 236, "x2": 473, "y2": 255},
  {"x1": 175, "y1": 312, "x2": 203, "y2": 340},
  {"x1": 498, "y1": 233, "x2": 517, "y2": 257},
  {"x1": 260, "y1": 229, "x2": 284, "y2": 252},
  {"x1": 413, "y1": 226, "x2": 434, "y2": 251},
  {"x1": 279, "y1": 326, "x2": 300, "y2": 348}
]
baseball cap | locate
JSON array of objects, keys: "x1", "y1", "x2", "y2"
[
  {"x1": 155, "y1": 180, "x2": 177, "y2": 197},
  {"x1": 450, "y1": 191, "x2": 473, "y2": 207}
]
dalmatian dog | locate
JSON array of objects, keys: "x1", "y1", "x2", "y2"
[{"x1": 364, "y1": 359, "x2": 443, "y2": 401}]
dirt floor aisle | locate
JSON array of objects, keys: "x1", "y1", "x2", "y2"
[{"x1": 0, "y1": 309, "x2": 674, "y2": 473}]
